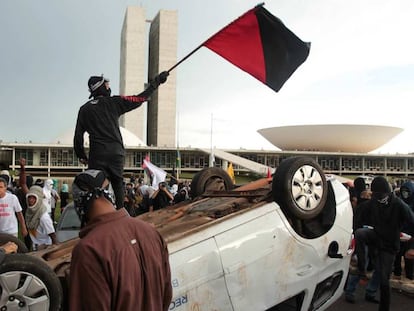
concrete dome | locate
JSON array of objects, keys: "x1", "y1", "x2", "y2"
[
  {"x1": 53, "y1": 127, "x2": 146, "y2": 147},
  {"x1": 257, "y1": 124, "x2": 403, "y2": 153}
]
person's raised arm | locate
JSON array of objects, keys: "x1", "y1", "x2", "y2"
[{"x1": 18, "y1": 158, "x2": 29, "y2": 195}]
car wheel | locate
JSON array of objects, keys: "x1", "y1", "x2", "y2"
[
  {"x1": 0, "y1": 253, "x2": 63, "y2": 311},
  {"x1": 190, "y1": 167, "x2": 234, "y2": 198},
  {"x1": 272, "y1": 157, "x2": 327, "y2": 220},
  {"x1": 0, "y1": 233, "x2": 28, "y2": 253}
]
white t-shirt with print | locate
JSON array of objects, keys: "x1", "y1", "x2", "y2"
[
  {"x1": 29, "y1": 212, "x2": 55, "y2": 247},
  {"x1": 0, "y1": 192, "x2": 22, "y2": 235}
]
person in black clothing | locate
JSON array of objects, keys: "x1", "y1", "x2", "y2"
[
  {"x1": 15, "y1": 158, "x2": 33, "y2": 250},
  {"x1": 393, "y1": 180, "x2": 414, "y2": 280},
  {"x1": 173, "y1": 187, "x2": 189, "y2": 204},
  {"x1": 354, "y1": 176, "x2": 414, "y2": 311},
  {"x1": 150, "y1": 181, "x2": 173, "y2": 211},
  {"x1": 73, "y1": 71, "x2": 169, "y2": 209}
]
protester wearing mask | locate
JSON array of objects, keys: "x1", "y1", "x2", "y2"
[
  {"x1": 69, "y1": 170, "x2": 172, "y2": 310},
  {"x1": 393, "y1": 181, "x2": 414, "y2": 280},
  {"x1": 73, "y1": 72, "x2": 169, "y2": 209},
  {"x1": 354, "y1": 176, "x2": 414, "y2": 311},
  {"x1": 25, "y1": 185, "x2": 58, "y2": 250}
]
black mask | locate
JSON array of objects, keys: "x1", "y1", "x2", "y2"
[{"x1": 372, "y1": 192, "x2": 390, "y2": 205}]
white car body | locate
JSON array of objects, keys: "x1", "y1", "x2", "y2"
[
  {"x1": 167, "y1": 177, "x2": 353, "y2": 311},
  {"x1": 8, "y1": 157, "x2": 352, "y2": 311}
]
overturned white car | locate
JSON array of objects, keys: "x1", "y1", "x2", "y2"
[{"x1": 0, "y1": 157, "x2": 353, "y2": 310}]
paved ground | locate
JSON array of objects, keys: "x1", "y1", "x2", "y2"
[{"x1": 328, "y1": 285, "x2": 413, "y2": 310}]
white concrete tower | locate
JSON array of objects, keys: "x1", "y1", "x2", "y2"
[
  {"x1": 147, "y1": 10, "x2": 178, "y2": 147},
  {"x1": 119, "y1": 6, "x2": 147, "y2": 144}
]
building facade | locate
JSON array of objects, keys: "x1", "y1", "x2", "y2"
[{"x1": 1, "y1": 142, "x2": 414, "y2": 187}]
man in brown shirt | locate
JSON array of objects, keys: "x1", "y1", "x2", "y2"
[{"x1": 69, "y1": 170, "x2": 172, "y2": 311}]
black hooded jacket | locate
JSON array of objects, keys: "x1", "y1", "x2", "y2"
[
  {"x1": 399, "y1": 181, "x2": 414, "y2": 235},
  {"x1": 357, "y1": 194, "x2": 414, "y2": 253},
  {"x1": 74, "y1": 87, "x2": 155, "y2": 161}
]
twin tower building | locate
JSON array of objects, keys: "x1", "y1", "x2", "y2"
[{"x1": 120, "y1": 7, "x2": 177, "y2": 148}]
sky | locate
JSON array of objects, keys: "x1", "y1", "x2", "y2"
[{"x1": 2, "y1": 0, "x2": 414, "y2": 154}]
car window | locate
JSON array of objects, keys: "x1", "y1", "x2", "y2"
[{"x1": 58, "y1": 205, "x2": 81, "y2": 230}]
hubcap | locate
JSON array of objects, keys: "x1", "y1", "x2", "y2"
[
  {"x1": 291, "y1": 165, "x2": 324, "y2": 211},
  {"x1": 0, "y1": 271, "x2": 50, "y2": 311}
]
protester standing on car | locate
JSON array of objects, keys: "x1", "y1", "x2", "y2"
[
  {"x1": 73, "y1": 71, "x2": 169, "y2": 209},
  {"x1": 354, "y1": 176, "x2": 414, "y2": 311},
  {"x1": 69, "y1": 169, "x2": 172, "y2": 311}
]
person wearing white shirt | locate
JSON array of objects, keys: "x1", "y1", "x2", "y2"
[
  {"x1": 25, "y1": 185, "x2": 57, "y2": 250},
  {"x1": 0, "y1": 177, "x2": 28, "y2": 238}
]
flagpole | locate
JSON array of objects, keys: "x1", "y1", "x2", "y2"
[
  {"x1": 209, "y1": 113, "x2": 214, "y2": 167},
  {"x1": 176, "y1": 112, "x2": 180, "y2": 180},
  {"x1": 166, "y1": 43, "x2": 204, "y2": 73}
]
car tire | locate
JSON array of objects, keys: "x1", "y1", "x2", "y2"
[
  {"x1": 190, "y1": 167, "x2": 234, "y2": 198},
  {"x1": 272, "y1": 157, "x2": 327, "y2": 220},
  {"x1": 0, "y1": 253, "x2": 63, "y2": 310},
  {"x1": 0, "y1": 233, "x2": 28, "y2": 253}
]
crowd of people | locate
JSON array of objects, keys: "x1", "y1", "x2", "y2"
[
  {"x1": 0, "y1": 160, "x2": 61, "y2": 251},
  {"x1": 5, "y1": 68, "x2": 414, "y2": 311},
  {"x1": 2, "y1": 156, "x2": 414, "y2": 311},
  {"x1": 123, "y1": 176, "x2": 191, "y2": 216},
  {"x1": 344, "y1": 176, "x2": 414, "y2": 311}
]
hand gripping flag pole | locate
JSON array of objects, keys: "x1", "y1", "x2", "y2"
[{"x1": 166, "y1": 3, "x2": 310, "y2": 92}]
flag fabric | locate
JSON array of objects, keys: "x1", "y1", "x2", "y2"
[
  {"x1": 209, "y1": 152, "x2": 215, "y2": 168},
  {"x1": 203, "y1": 4, "x2": 310, "y2": 92},
  {"x1": 266, "y1": 167, "x2": 272, "y2": 178},
  {"x1": 143, "y1": 158, "x2": 167, "y2": 189},
  {"x1": 142, "y1": 154, "x2": 152, "y2": 185},
  {"x1": 227, "y1": 162, "x2": 236, "y2": 184}
]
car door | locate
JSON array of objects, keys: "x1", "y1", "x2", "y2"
[
  {"x1": 214, "y1": 205, "x2": 320, "y2": 311},
  {"x1": 169, "y1": 237, "x2": 233, "y2": 311}
]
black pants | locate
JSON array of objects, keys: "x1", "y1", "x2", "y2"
[
  {"x1": 88, "y1": 154, "x2": 124, "y2": 209},
  {"x1": 355, "y1": 227, "x2": 395, "y2": 311},
  {"x1": 60, "y1": 192, "x2": 69, "y2": 209}
]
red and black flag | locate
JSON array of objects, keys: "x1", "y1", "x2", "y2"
[{"x1": 202, "y1": 4, "x2": 310, "y2": 92}]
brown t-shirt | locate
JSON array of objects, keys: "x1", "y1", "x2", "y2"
[{"x1": 69, "y1": 209, "x2": 172, "y2": 311}]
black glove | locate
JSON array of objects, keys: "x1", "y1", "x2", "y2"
[
  {"x1": 139, "y1": 71, "x2": 170, "y2": 99},
  {"x1": 150, "y1": 71, "x2": 169, "y2": 88}
]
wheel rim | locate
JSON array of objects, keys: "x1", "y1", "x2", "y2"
[
  {"x1": 0, "y1": 271, "x2": 50, "y2": 311},
  {"x1": 291, "y1": 164, "x2": 324, "y2": 212}
]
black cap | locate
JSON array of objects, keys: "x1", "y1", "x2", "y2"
[
  {"x1": 371, "y1": 176, "x2": 391, "y2": 194},
  {"x1": 88, "y1": 75, "x2": 109, "y2": 92},
  {"x1": 74, "y1": 169, "x2": 106, "y2": 192}
]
